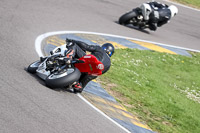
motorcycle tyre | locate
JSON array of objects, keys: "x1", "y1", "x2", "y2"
[
  {"x1": 119, "y1": 11, "x2": 137, "y2": 25},
  {"x1": 27, "y1": 60, "x2": 40, "y2": 74},
  {"x1": 45, "y1": 68, "x2": 81, "y2": 89}
]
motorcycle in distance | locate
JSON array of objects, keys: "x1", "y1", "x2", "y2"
[
  {"x1": 27, "y1": 44, "x2": 104, "y2": 89},
  {"x1": 118, "y1": 3, "x2": 153, "y2": 30}
]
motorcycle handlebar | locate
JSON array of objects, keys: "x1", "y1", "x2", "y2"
[{"x1": 71, "y1": 59, "x2": 85, "y2": 64}]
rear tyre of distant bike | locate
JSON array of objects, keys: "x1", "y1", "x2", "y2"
[{"x1": 119, "y1": 10, "x2": 137, "y2": 25}]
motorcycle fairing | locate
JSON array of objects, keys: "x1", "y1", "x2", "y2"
[{"x1": 75, "y1": 54, "x2": 104, "y2": 76}]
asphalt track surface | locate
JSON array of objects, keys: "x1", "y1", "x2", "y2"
[{"x1": 0, "y1": 0, "x2": 199, "y2": 133}]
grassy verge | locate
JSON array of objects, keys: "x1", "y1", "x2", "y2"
[
  {"x1": 171, "y1": 0, "x2": 200, "y2": 9},
  {"x1": 99, "y1": 49, "x2": 200, "y2": 133}
]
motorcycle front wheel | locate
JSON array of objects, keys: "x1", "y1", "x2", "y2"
[
  {"x1": 118, "y1": 10, "x2": 137, "y2": 25},
  {"x1": 45, "y1": 68, "x2": 81, "y2": 88},
  {"x1": 27, "y1": 60, "x2": 40, "y2": 74}
]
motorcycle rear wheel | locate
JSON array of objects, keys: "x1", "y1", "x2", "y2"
[
  {"x1": 45, "y1": 68, "x2": 81, "y2": 89},
  {"x1": 119, "y1": 11, "x2": 137, "y2": 25}
]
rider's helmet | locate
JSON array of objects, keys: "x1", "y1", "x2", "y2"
[
  {"x1": 102, "y1": 43, "x2": 115, "y2": 57},
  {"x1": 168, "y1": 5, "x2": 178, "y2": 18}
]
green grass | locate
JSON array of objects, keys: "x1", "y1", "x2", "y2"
[
  {"x1": 172, "y1": 0, "x2": 200, "y2": 9},
  {"x1": 99, "y1": 49, "x2": 200, "y2": 133}
]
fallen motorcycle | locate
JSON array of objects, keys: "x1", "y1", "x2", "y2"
[{"x1": 27, "y1": 45, "x2": 104, "y2": 89}]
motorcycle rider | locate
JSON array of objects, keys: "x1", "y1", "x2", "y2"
[
  {"x1": 140, "y1": 1, "x2": 178, "y2": 31},
  {"x1": 65, "y1": 38, "x2": 115, "y2": 93}
]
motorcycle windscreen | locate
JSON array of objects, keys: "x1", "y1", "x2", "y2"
[{"x1": 75, "y1": 54, "x2": 104, "y2": 76}]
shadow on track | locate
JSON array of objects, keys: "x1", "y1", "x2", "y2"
[
  {"x1": 115, "y1": 21, "x2": 150, "y2": 34},
  {"x1": 24, "y1": 67, "x2": 75, "y2": 94}
]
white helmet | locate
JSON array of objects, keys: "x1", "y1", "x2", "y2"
[{"x1": 168, "y1": 5, "x2": 178, "y2": 18}]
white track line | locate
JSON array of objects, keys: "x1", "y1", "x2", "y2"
[
  {"x1": 163, "y1": 0, "x2": 200, "y2": 12},
  {"x1": 77, "y1": 94, "x2": 131, "y2": 133}
]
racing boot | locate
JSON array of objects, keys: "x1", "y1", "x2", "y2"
[{"x1": 72, "y1": 82, "x2": 83, "y2": 93}]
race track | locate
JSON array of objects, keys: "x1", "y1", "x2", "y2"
[{"x1": 0, "y1": 0, "x2": 199, "y2": 133}]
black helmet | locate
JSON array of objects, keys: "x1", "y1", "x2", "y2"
[{"x1": 102, "y1": 43, "x2": 115, "y2": 57}]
